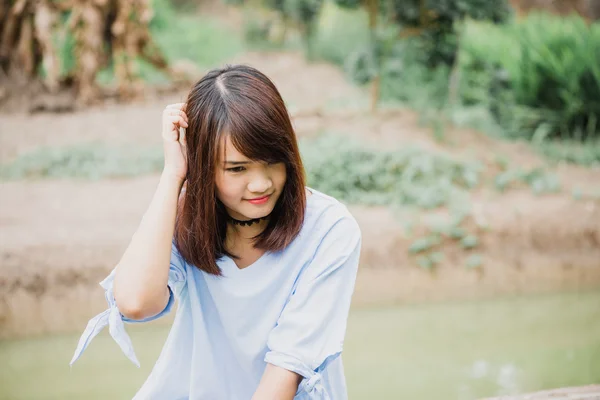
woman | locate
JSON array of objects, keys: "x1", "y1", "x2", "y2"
[{"x1": 70, "y1": 64, "x2": 362, "y2": 399}]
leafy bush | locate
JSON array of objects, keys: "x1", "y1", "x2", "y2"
[
  {"x1": 150, "y1": 1, "x2": 244, "y2": 69},
  {"x1": 300, "y1": 134, "x2": 482, "y2": 209},
  {"x1": 312, "y1": 2, "x2": 370, "y2": 67},
  {"x1": 246, "y1": 0, "x2": 324, "y2": 57},
  {"x1": 0, "y1": 144, "x2": 163, "y2": 180},
  {"x1": 537, "y1": 140, "x2": 600, "y2": 166},
  {"x1": 459, "y1": 13, "x2": 600, "y2": 141},
  {"x1": 390, "y1": 0, "x2": 512, "y2": 66}
]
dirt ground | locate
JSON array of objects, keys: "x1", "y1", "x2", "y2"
[{"x1": 1, "y1": 51, "x2": 599, "y2": 339}]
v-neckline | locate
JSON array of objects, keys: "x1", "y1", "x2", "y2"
[
  {"x1": 231, "y1": 248, "x2": 270, "y2": 271},
  {"x1": 220, "y1": 187, "x2": 316, "y2": 275}
]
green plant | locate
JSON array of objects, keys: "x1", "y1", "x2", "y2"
[
  {"x1": 409, "y1": 235, "x2": 441, "y2": 254},
  {"x1": 466, "y1": 253, "x2": 483, "y2": 269},
  {"x1": 494, "y1": 167, "x2": 560, "y2": 194},
  {"x1": 0, "y1": 144, "x2": 163, "y2": 180},
  {"x1": 460, "y1": 234, "x2": 478, "y2": 249},
  {"x1": 300, "y1": 133, "x2": 483, "y2": 209},
  {"x1": 416, "y1": 251, "x2": 444, "y2": 270},
  {"x1": 390, "y1": 0, "x2": 512, "y2": 67},
  {"x1": 537, "y1": 140, "x2": 600, "y2": 167},
  {"x1": 315, "y1": 3, "x2": 368, "y2": 59},
  {"x1": 459, "y1": 13, "x2": 600, "y2": 141}
]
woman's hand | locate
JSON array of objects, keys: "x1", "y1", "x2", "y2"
[{"x1": 162, "y1": 103, "x2": 189, "y2": 182}]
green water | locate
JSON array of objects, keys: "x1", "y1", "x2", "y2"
[{"x1": 1, "y1": 290, "x2": 599, "y2": 399}]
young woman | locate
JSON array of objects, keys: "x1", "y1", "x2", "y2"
[{"x1": 70, "y1": 65, "x2": 362, "y2": 399}]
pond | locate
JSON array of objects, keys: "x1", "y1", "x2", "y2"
[{"x1": 1, "y1": 290, "x2": 599, "y2": 399}]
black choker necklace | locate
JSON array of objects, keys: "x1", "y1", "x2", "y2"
[{"x1": 227, "y1": 214, "x2": 269, "y2": 227}]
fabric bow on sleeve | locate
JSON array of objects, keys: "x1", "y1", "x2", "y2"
[{"x1": 70, "y1": 272, "x2": 140, "y2": 367}]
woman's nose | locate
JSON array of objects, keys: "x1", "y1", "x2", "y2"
[{"x1": 247, "y1": 176, "x2": 272, "y2": 194}]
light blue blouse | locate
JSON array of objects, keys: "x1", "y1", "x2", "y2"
[{"x1": 70, "y1": 187, "x2": 362, "y2": 399}]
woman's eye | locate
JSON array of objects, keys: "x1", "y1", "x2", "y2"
[{"x1": 227, "y1": 167, "x2": 245, "y2": 173}]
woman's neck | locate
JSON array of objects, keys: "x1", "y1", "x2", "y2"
[{"x1": 225, "y1": 218, "x2": 269, "y2": 251}]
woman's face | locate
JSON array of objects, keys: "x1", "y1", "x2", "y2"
[{"x1": 215, "y1": 135, "x2": 287, "y2": 221}]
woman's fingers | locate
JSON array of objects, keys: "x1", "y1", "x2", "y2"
[
  {"x1": 165, "y1": 103, "x2": 187, "y2": 116},
  {"x1": 179, "y1": 127, "x2": 187, "y2": 147},
  {"x1": 163, "y1": 117, "x2": 188, "y2": 140},
  {"x1": 165, "y1": 115, "x2": 188, "y2": 127},
  {"x1": 173, "y1": 115, "x2": 188, "y2": 127},
  {"x1": 163, "y1": 108, "x2": 188, "y2": 121},
  {"x1": 165, "y1": 102, "x2": 186, "y2": 110},
  {"x1": 163, "y1": 103, "x2": 188, "y2": 146}
]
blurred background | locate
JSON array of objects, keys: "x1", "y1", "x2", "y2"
[{"x1": 1, "y1": 0, "x2": 599, "y2": 398}]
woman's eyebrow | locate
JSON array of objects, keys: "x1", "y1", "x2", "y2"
[{"x1": 224, "y1": 160, "x2": 251, "y2": 165}]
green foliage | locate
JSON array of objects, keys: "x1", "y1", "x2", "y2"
[
  {"x1": 409, "y1": 235, "x2": 441, "y2": 254},
  {"x1": 409, "y1": 210, "x2": 485, "y2": 270},
  {"x1": 150, "y1": 7, "x2": 244, "y2": 69},
  {"x1": 493, "y1": 167, "x2": 560, "y2": 194},
  {"x1": 332, "y1": 0, "x2": 361, "y2": 9},
  {"x1": 416, "y1": 252, "x2": 443, "y2": 270},
  {"x1": 300, "y1": 134, "x2": 482, "y2": 209},
  {"x1": 465, "y1": 253, "x2": 483, "y2": 269},
  {"x1": 380, "y1": 57, "x2": 450, "y2": 109},
  {"x1": 56, "y1": 16, "x2": 77, "y2": 77},
  {"x1": 392, "y1": 0, "x2": 511, "y2": 27},
  {"x1": 313, "y1": 3, "x2": 392, "y2": 85},
  {"x1": 282, "y1": 0, "x2": 324, "y2": 26},
  {"x1": 313, "y1": 3, "x2": 599, "y2": 155},
  {"x1": 43, "y1": 12, "x2": 77, "y2": 80},
  {"x1": 250, "y1": 0, "x2": 325, "y2": 57},
  {"x1": 149, "y1": 0, "x2": 179, "y2": 30},
  {"x1": 571, "y1": 187, "x2": 600, "y2": 201},
  {"x1": 459, "y1": 13, "x2": 600, "y2": 141},
  {"x1": 537, "y1": 140, "x2": 600, "y2": 167},
  {"x1": 0, "y1": 144, "x2": 163, "y2": 180},
  {"x1": 391, "y1": 0, "x2": 512, "y2": 66},
  {"x1": 460, "y1": 234, "x2": 478, "y2": 249}
]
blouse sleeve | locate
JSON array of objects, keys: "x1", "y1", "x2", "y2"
[
  {"x1": 69, "y1": 241, "x2": 187, "y2": 368},
  {"x1": 264, "y1": 215, "x2": 362, "y2": 399}
]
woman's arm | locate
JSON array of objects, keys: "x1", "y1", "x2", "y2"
[
  {"x1": 252, "y1": 364, "x2": 302, "y2": 400},
  {"x1": 113, "y1": 103, "x2": 188, "y2": 320},
  {"x1": 113, "y1": 172, "x2": 184, "y2": 320}
]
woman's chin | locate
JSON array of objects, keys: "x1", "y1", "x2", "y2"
[{"x1": 238, "y1": 205, "x2": 273, "y2": 220}]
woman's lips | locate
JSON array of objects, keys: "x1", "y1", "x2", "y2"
[{"x1": 247, "y1": 194, "x2": 270, "y2": 205}]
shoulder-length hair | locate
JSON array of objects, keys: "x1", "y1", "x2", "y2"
[{"x1": 174, "y1": 64, "x2": 306, "y2": 275}]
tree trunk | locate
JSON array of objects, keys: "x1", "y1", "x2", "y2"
[{"x1": 0, "y1": 0, "x2": 176, "y2": 112}]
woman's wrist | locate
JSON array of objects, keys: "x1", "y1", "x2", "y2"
[{"x1": 161, "y1": 168, "x2": 185, "y2": 188}]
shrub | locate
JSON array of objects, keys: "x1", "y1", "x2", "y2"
[
  {"x1": 390, "y1": 0, "x2": 512, "y2": 67},
  {"x1": 459, "y1": 12, "x2": 600, "y2": 141},
  {"x1": 0, "y1": 144, "x2": 163, "y2": 180},
  {"x1": 300, "y1": 134, "x2": 482, "y2": 209}
]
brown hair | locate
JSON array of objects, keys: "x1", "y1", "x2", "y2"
[{"x1": 174, "y1": 64, "x2": 307, "y2": 275}]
